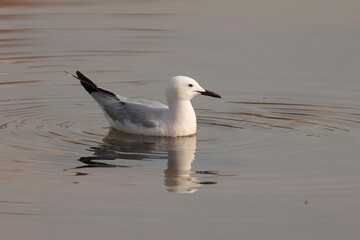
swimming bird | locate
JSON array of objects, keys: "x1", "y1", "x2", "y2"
[{"x1": 67, "y1": 71, "x2": 221, "y2": 137}]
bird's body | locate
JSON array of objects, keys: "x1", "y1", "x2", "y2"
[{"x1": 69, "y1": 71, "x2": 221, "y2": 137}]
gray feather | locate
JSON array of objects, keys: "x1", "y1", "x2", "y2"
[{"x1": 103, "y1": 101, "x2": 165, "y2": 128}]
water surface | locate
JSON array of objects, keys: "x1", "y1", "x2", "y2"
[{"x1": 1, "y1": 0, "x2": 360, "y2": 239}]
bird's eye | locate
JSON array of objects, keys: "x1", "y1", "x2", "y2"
[{"x1": 188, "y1": 84, "x2": 193, "y2": 87}]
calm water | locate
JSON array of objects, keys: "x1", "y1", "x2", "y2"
[{"x1": 1, "y1": 0, "x2": 360, "y2": 239}]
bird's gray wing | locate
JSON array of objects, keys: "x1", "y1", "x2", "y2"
[{"x1": 103, "y1": 100, "x2": 167, "y2": 128}]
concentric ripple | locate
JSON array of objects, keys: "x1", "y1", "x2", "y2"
[{"x1": 0, "y1": 96, "x2": 106, "y2": 161}]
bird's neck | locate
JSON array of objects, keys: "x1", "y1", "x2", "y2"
[
  {"x1": 167, "y1": 100, "x2": 197, "y2": 135},
  {"x1": 168, "y1": 100, "x2": 196, "y2": 120}
]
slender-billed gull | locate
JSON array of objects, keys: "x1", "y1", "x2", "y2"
[{"x1": 67, "y1": 71, "x2": 221, "y2": 137}]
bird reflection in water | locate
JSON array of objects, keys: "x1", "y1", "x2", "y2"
[
  {"x1": 76, "y1": 128, "x2": 217, "y2": 193},
  {"x1": 164, "y1": 135, "x2": 199, "y2": 193}
]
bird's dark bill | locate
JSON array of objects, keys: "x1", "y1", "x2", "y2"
[{"x1": 200, "y1": 90, "x2": 221, "y2": 98}]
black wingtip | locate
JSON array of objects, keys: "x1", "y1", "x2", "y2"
[
  {"x1": 76, "y1": 71, "x2": 93, "y2": 84},
  {"x1": 73, "y1": 71, "x2": 98, "y2": 94},
  {"x1": 68, "y1": 71, "x2": 119, "y2": 99}
]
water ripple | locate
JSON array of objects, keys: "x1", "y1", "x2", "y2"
[{"x1": 199, "y1": 99, "x2": 360, "y2": 135}]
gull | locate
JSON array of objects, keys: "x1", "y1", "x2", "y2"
[{"x1": 67, "y1": 71, "x2": 221, "y2": 137}]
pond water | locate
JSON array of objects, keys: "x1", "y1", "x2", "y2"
[{"x1": 1, "y1": 0, "x2": 360, "y2": 239}]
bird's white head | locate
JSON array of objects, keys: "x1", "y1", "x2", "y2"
[{"x1": 166, "y1": 76, "x2": 221, "y2": 103}]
